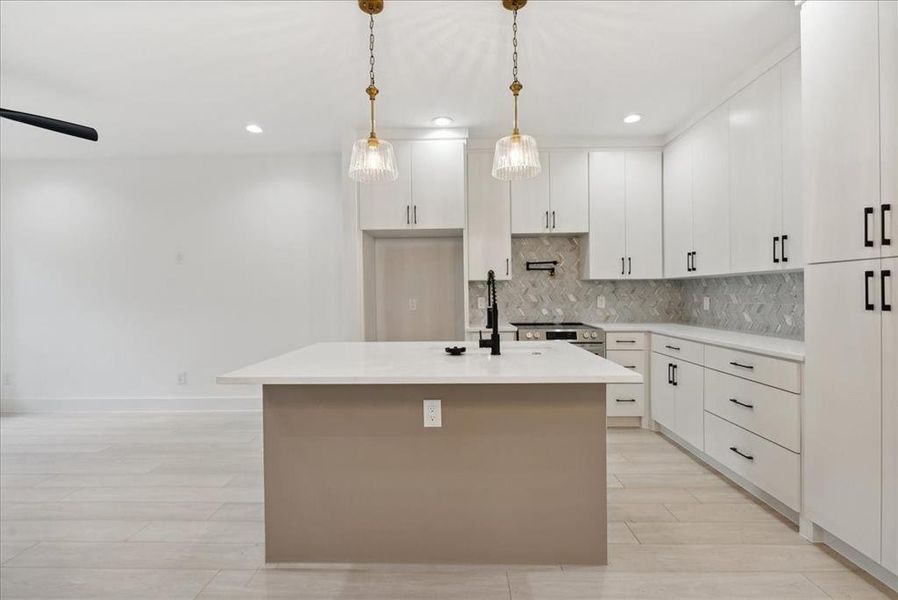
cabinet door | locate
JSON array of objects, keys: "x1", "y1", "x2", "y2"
[
  {"x1": 802, "y1": 0, "x2": 881, "y2": 264},
  {"x1": 729, "y1": 65, "x2": 783, "y2": 274},
  {"x1": 672, "y1": 359, "x2": 704, "y2": 451},
  {"x1": 625, "y1": 151, "x2": 663, "y2": 279},
  {"x1": 549, "y1": 150, "x2": 589, "y2": 234},
  {"x1": 358, "y1": 141, "x2": 412, "y2": 230},
  {"x1": 510, "y1": 151, "x2": 550, "y2": 234},
  {"x1": 805, "y1": 259, "x2": 883, "y2": 562},
  {"x1": 883, "y1": 0, "x2": 898, "y2": 260},
  {"x1": 586, "y1": 152, "x2": 627, "y2": 279},
  {"x1": 650, "y1": 352, "x2": 675, "y2": 429},
  {"x1": 663, "y1": 135, "x2": 694, "y2": 278},
  {"x1": 780, "y1": 51, "x2": 804, "y2": 268},
  {"x1": 691, "y1": 104, "x2": 731, "y2": 276},
  {"x1": 882, "y1": 257, "x2": 897, "y2": 572},
  {"x1": 467, "y1": 152, "x2": 512, "y2": 281},
  {"x1": 411, "y1": 140, "x2": 465, "y2": 229}
]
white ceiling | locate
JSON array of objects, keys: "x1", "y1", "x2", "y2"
[{"x1": 0, "y1": 0, "x2": 799, "y2": 159}]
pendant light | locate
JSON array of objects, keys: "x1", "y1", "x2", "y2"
[
  {"x1": 348, "y1": 0, "x2": 398, "y2": 183},
  {"x1": 492, "y1": 0, "x2": 541, "y2": 181}
]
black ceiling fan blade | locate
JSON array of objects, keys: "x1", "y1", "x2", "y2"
[{"x1": 0, "y1": 108, "x2": 98, "y2": 141}]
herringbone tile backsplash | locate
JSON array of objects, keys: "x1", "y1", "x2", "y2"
[{"x1": 468, "y1": 236, "x2": 804, "y2": 340}]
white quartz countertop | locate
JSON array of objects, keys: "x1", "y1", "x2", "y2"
[
  {"x1": 218, "y1": 341, "x2": 642, "y2": 386},
  {"x1": 592, "y1": 323, "x2": 805, "y2": 362}
]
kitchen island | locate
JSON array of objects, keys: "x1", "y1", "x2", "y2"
[{"x1": 218, "y1": 341, "x2": 641, "y2": 565}]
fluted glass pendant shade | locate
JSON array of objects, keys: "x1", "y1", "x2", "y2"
[
  {"x1": 348, "y1": 137, "x2": 398, "y2": 183},
  {"x1": 492, "y1": 133, "x2": 541, "y2": 181}
]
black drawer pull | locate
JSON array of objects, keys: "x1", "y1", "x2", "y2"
[
  {"x1": 729, "y1": 361, "x2": 754, "y2": 370},
  {"x1": 882, "y1": 204, "x2": 892, "y2": 246},
  {"x1": 864, "y1": 207, "x2": 875, "y2": 247},
  {"x1": 773, "y1": 236, "x2": 780, "y2": 263},
  {"x1": 729, "y1": 446, "x2": 754, "y2": 461},
  {"x1": 616, "y1": 339, "x2": 637, "y2": 343},
  {"x1": 729, "y1": 398, "x2": 755, "y2": 409},
  {"x1": 664, "y1": 345, "x2": 680, "y2": 351},
  {"x1": 615, "y1": 398, "x2": 636, "y2": 403},
  {"x1": 623, "y1": 365, "x2": 637, "y2": 369},
  {"x1": 883, "y1": 270, "x2": 892, "y2": 312},
  {"x1": 865, "y1": 270, "x2": 875, "y2": 311}
]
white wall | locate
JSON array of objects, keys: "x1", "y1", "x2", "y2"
[{"x1": 0, "y1": 153, "x2": 358, "y2": 411}]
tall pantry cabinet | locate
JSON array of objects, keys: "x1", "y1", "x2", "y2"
[{"x1": 802, "y1": 0, "x2": 897, "y2": 576}]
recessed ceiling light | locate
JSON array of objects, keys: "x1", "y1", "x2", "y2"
[
  {"x1": 431, "y1": 116, "x2": 454, "y2": 127},
  {"x1": 623, "y1": 113, "x2": 643, "y2": 124},
  {"x1": 245, "y1": 124, "x2": 263, "y2": 134}
]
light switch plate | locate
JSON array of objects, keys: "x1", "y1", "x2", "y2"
[
  {"x1": 423, "y1": 399, "x2": 441, "y2": 427},
  {"x1": 408, "y1": 298, "x2": 417, "y2": 311},
  {"x1": 597, "y1": 296, "x2": 606, "y2": 309}
]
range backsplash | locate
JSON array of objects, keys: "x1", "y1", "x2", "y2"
[{"x1": 468, "y1": 236, "x2": 804, "y2": 340}]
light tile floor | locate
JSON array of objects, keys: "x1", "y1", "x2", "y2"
[{"x1": 0, "y1": 412, "x2": 895, "y2": 599}]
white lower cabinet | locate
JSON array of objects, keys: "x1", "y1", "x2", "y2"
[
  {"x1": 606, "y1": 349, "x2": 646, "y2": 418},
  {"x1": 704, "y1": 412, "x2": 801, "y2": 511},
  {"x1": 649, "y1": 352, "x2": 703, "y2": 451}
]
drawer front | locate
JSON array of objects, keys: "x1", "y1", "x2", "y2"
[
  {"x1": 607, "y1": 383, "x2": 645, "y2": 417},
  {"x1": 704, "y1": 412, "x2": 800, "y2": 511},
  {"x1": 704, "y1": 345, "x2": 801, "y2": 393},
  {"x1": 651, "y1": 334, "x2": 703, "y2": 364},
  {"x1": 704, "y1": 369, "x2": 800, "y2": 452},
  {"x1": 607, "y1": 332, "x2": 647, "y2": 350},
  {"x1": 606, "y1": 350, "x2": 647, "y2": 375}
]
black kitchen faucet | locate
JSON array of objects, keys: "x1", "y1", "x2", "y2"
[{"x1": 479, "y1": 270, "x2": 501, "y2": 356}]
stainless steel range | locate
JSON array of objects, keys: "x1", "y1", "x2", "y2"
[{"x1": 511, "y1": 322, "x2": 606, "y2": 357}]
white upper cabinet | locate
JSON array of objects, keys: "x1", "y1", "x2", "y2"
[
  {"x1": 663, "y1": 134, "x2": 695, "y2": 278},
  {"x1": 549, "y1": 151, "x2": 589, "y2": 234},
  {"x1": 690, "y1": 104, "x2": 731, "y2": 277},
  {"x1": 358, "y1": 141, "x2": 412, "y2": 230},
  {"x1": 585, "y1": 151, "x2": 662, "y2": 279},
  {"x1": 467, "y1": 152, "x2": 512, "y2": 281},
  {"x1": 511, "y1": 151, "x2": 550, "y2": 234},
  {"x1": 781, "y1": 51, "x2": 804, "y2": 268},
  {"x1": 511, "y1": 150, "x2": 589, "y2": 235},
  {"x1": 359, "y1": 139, "x2": 465, "y2": 231},
  {"x1": 882, "y1": 0, "x2": 898, "y2": 260},
  {"x1": 729, "y1": 64, "x2": 783, "y2": 273},
  {"x1": 411, "y1": 140, "x2": 466, "y2": 229},
  {"x1": 803, "y1": 0, "x2": 882, "y2": 264}
]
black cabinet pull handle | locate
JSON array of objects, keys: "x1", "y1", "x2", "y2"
[
  {"x1": 545, "y1": 211, "x2": 549, "y2": 229},
  {"x1": 628, "y1": 257, "x2": 632, "y2": 275},
  {"x1": 621, "y1": 257, "x2": 625, "y2": 275},
  {"x1": 672, "y1": 363, "x2": 678, "y2": 386},
  {"x1": 729, "y1": 446, "x2": 754, "y2": 461},
  {"x1": 667, "y1": 363, "x2": 673, "y2": 385},
  {"x1": 773, "y1": 236, "x2": 780, "y2": 263},
  {"x1": 406, "y1": 205, "x2": 410, "y2": 225},
  {"x1": 864, "y1": 207, "x2": 875, "y2": 247},
  {"x1": 623, "y1": 365, "x2": 637, "y2": 369},
  {"x1": 729, "y1": 361, "x2": 754, "y2": 370},
  {"x1": 865, "y1": 270, "x2": 875, "y2": 311},
  {"x1": 883, "y1": 269, "x2": 892, "y2": 312},
  {"x1": 664, "y1": 344, "x2": 680, "y2": 351},
  {"x1": 506, "y1": 258, "x2": 510, "y2": 276},
  {"x1": 729, "y1": 398, "x2": 755, "y2": 409},
  {"x1": 686, "y1": 252, "x2": 691, "y2": 272},
  {"x1": 413, "y1": 205, "x2": 417, "y2": 224},
  {"x1": 781, "y1": 235, "x2": 788, "y2": 263},
  {"x1": 617, "y1": 339, "x2": 636, "y2": 343},
  {"x1": 692, "y1": 251, "x2": 697, "y2": 272},
  {"x1": 615, "y1": 398, "x2": 636, "y2": 403},
  {"x1": 552, "y1": 210, "x2": 556, "y2": 229},
  {"x1": 884, "y1": 204, "x2": 892, "y2": 246}
]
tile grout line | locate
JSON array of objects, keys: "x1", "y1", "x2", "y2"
[{"x1": 191, "y1": 568, "x2": 222, "y2": 600}]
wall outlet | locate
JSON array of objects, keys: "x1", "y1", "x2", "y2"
[
  {"x1": 703, "y1": 296, "x2": 710, "y2": 311},
  {"x1": 597, "y1": 295, "x2": 606, "y2": 309},
  {"x1": 177, "y1": 371, "x2": 188, "y2": 385},
  {"x1": 477, "y1": 296, "x2": 486, "y2": 310},
  {"x1": 423, "y1": 399, "x2": 442, "y2": 428},
  {"x1": 408, "y1": 298, "x2": 417, "y2": 311}
]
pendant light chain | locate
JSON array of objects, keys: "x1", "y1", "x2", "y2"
[
  {"x1": 369, "y1": 13, "x2": 376, "y2": 88},
  {"x1": 512, "y1": 8, "x2": 518, "y2": 86}
]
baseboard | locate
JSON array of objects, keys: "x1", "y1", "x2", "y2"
[
  {"x1": 0, "y1": 395, "x2": 261, "y2": 412},
  {"x1": 607, "y1": 416, "x2": 641, "y2": 428}
]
